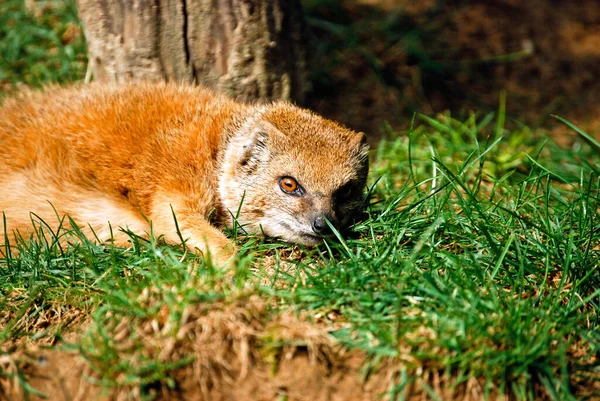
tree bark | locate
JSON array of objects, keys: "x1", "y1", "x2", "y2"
[{"x1": 76, "y1": 0, "x2": 307, "y2": 104}]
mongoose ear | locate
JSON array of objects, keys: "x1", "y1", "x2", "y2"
[
  {"x1": 352, "y1": 132, "x2": 369, "y2": 159},
  {"x1": 237, "y1": 120, "x2": 286, "y2": 167},
  {"x1": 239, "y1": 129, "x2": 269, "y2": 166}
]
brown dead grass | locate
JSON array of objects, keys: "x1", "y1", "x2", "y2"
[
  {"x1": 0, "y1": 290, "x2": 89, "y2": 350},
  {"x1": 253, "y1": 246, "x2": 323, "y2": 288}
]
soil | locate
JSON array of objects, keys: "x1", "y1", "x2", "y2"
[
  {"x1": 305, "y1": 0, "x2": 600, "y2": 146},
  {"x1": 0, "y1": 342, "x2": 530, "y2": 401},
  {"x1": 3, "y1": 290, "x2": 595, "y2": 401}
]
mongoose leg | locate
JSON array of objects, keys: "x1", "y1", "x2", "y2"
[
  {"x1": 148, "y1": 193, "x2": 235, "y2": 267},
  {"x1": 0, "y1": 173, "x2": 149, "y2": 251}
]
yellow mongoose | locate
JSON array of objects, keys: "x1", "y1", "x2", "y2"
[{"x1": 0, "y1": 82, "x2": 369, "y2": 264}]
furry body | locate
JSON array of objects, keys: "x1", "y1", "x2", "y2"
[{"x1": 0, "y1": 83, "x2": 368, "y2": 263}]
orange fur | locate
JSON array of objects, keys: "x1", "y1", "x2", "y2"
[{"x1": 0, "y1": 82, "x2": 368, "y2": 265}]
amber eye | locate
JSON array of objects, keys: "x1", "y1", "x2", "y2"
[{"x1": 279, "y1": 176, "x2": 300, "y2": 194}]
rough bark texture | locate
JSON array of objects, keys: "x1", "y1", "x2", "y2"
[{"x1": 76, "y1": 0, "x2": 307, "y2": 104}]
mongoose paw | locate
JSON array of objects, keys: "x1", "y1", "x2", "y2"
[
  {"x1": 191, "y1": 235, "x2": 237, "y2": 269},
  {"x1": 209, "y1": 242, "x2": 237, "y2": 269}
]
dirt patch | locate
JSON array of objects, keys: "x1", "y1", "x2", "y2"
[
  {"x1": 0, "y1": 348, "x2": 102, "y2": 401},
  {"x1": 1, "y1": 341, "x2": 528, "y2": 401},
  {"x1": 306, "y1": 0, "x2": 600, "y2": 144},
  {"x1": 3, "y1": 295, "x2": 595, "y2": 401},
  {"x1": 7, "y1": 340, "x2": 586, "y2": 401}
]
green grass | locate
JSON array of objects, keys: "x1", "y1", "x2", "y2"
[
  {"x1": 0, "y1": 0, "x2": 86, "y2": 94},
  {"x1": 1, "y1": 1, "x2": 600, "y2": 400},
  {"x1": 2, "y1": 113, "x2": 599, "y2": 400}
]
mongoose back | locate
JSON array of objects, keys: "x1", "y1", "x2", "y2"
[{"x1": 0, "y1": 82, "x2": 369, "y2": 264}]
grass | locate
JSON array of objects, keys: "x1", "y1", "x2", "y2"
[
  {"x1": 2, "y1": 112, "x2": 599, "y2": 400},
  {"x1": 0, "y1": 0, "x2": 86, "y2": 95},
  {"x1": 1, "y1": 1, "x2": 600, "y2": 400}
]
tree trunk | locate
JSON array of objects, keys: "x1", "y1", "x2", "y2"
[{"x1": 76, "y1": 0, "x2": 307, "y2": 104}]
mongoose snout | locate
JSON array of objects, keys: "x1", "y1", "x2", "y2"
[{"x1": 311, "y1": 215, "x2": 329, "y2": 235}]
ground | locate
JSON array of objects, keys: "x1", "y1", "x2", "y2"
[{"x1": 305, "y1": 0, "x2": 600, "y2": 146}]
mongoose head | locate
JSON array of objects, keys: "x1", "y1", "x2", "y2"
[{"x1": 219, "y1": 103, "x2": 369, "y2": 245}]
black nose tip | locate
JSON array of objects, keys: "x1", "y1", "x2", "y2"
[{"x1": 312, "y1": 216, "x2": 328, "y2": 234}]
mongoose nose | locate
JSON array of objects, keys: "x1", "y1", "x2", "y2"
[{"x1": 312, "y1": 216, "x2": 328, "y2": 234}]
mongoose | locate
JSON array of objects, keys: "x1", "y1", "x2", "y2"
[{"x1": 0, "y1": 82, "x2": 369, "y2": 265}]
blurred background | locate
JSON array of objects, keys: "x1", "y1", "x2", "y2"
[{"x1": 1, "y1": 0, "x2": 599, "y2": 145}]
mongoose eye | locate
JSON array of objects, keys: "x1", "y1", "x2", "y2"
[{"x1": 279, "y1": 177, "x2": 301, "y2": 194}]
